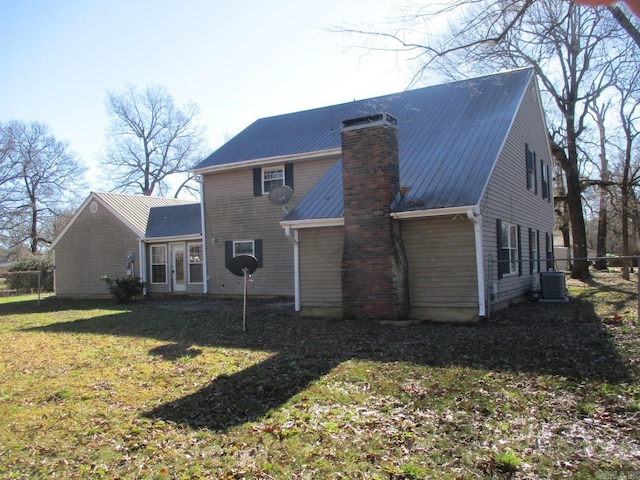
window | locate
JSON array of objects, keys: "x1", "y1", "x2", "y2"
[
  {"x1": 253, "y1": 164, "x2": 294, "y2": 196},
  {"x1": 233, "y1": 240, "x2": 255, "y2": 256},
  {"x1": 502, "y1": 223, "x2": 519, "y2": 274},
  {"x1": 529, "y1": 229, "x2": 539, "y2": 274},
  {"x1": 262, "y1": 166, "x2": 284, "y2": 194},
  {"x1": 151, "y1": 245, "x2": 167, "y2": 283},
  {"x1": 526, "y1": 144, "x2": 537, "y2": 193},
  {"x1": 225, "y1": 239, "x2": 264, "y2": 268},
  {"x1": 188, "y1": 243, "x2": 203, "y2": 283},
  {"x1": 541, "y1": 162, "x2": 551, "y2": 201},
  {"x1": 497, "y1": 220, "x2": 521, "y2": 278}
]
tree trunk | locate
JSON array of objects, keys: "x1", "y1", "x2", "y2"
[{"x1": 551, "y1": 138, "x2": 590, "y2": 279}]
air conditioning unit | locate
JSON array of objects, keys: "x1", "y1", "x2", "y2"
[{"x1": 539, "y1": 271, "x2": 568, "y2": 303}]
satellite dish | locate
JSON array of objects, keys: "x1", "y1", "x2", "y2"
[
  {"x1": 268, "y1": 185, "x2": 294, "y2": 213},
  {"x1": 227, "y1": 254, "x2": 258, "y2": 277}
]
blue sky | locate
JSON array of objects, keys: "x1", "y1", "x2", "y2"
[{"x1": 1, "y1": 0, "x2": 415, "y2": 192}]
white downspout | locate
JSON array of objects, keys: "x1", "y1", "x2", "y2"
[
  {"x1": 197, "y1": 175, "x2": 208, "y2": 294},
  {"x1": 467, "y1": 208, "x2": 486, "y2": 318},
  {"x1": 138, "y1": 240, "x2": 146, "y2": 295},
  {"x1": 284, "y1": 225, "x2": 300, "y2": 311}
]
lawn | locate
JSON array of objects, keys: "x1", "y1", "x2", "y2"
[{"x1": 0, "y1": 272, "x2": 639, "y2": 479}]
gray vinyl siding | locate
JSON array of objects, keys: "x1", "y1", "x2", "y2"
[
  {"x1": 298, "y1": 227, "x2": 343, "y2": 310},
  {"x1": 54, "y1": 202, "x2": 139, "y2": 297},
  {"x1": 402, "y1": 217, "x2": 479, "y2": 321},
  {"x1": 202, "y1": 155, "x2": 338, "y2": 297},
  {"x1": 480, "y1": 80, "x2": 555, "y2": 306}
]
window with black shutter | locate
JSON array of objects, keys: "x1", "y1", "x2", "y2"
[
  {"x1": 253, "y1": 164, "x2": 294, "y2": 196},
  {"x1": 225, "y1": 239, "x2": 263, "y2": 269}
]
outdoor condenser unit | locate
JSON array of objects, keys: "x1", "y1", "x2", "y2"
[{"x1": 539, "y1": 271, "x2": 568, "y2": 303}]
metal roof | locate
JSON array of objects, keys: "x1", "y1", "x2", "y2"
[
  {"x1": 146, "y1": 203, "x2": 202, "y2": 238},
  {"x1": 94, "y1": 192, "x2": 196, "y2": 236},
  {"x1": 193, "y1": 68, "x2": 535, "y2": 221}
]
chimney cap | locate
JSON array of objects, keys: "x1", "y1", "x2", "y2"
[{"x1": 341, "y1": 113, "x2": 397, "y2": 132}]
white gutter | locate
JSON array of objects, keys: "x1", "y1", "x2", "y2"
[
  {"x1": 283, "y1": 226, "x2": 301, "y2": 312},
  {"x1": 144, "y1": 234, "x2": 202, "y2": 244},
  {"x1": 280, "y1": 217, "x2": 344, "y2": 230},
  {"x1": 192, "y1": 148, "x2": 342, "y2": 175},
  {"x1": 391, "y1": 205, "x2": 475, "y2": 219},
  {"x1": 467, "y1": 207, "x2": 486, "y2": 318}
]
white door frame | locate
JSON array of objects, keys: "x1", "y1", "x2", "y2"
[{"x1": 171, "y1": 243, "x2": 186, "y2": 292}]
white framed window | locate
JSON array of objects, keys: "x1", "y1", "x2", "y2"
[
  {"x1": 541, "y1": 162, "x2": 551, "y2": 200},
  {"x1": 501, "y1": 222, "x2": 519, "y2": 275},
  {"x1": 151, "y1": 245, "x2": 167, "y2": 283},
  {"x1": 188, "y1": 243, "x2": 203, "y2": 284},
  {"x1": 262, "y1": 166, "x2": 284, "y2": 194},
  {"x1": 233, "y1": 240, "x2": 255, "y2": 257}
]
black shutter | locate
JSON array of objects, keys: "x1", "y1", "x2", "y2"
[
  {"x1": 546, "y1": 233, "x2": 554, "y2": 271},
  {"x1": 497, "y1": 219, "x2": 508, "y2": 279},
  {"x1": 529, "y1": 228, "x2": 534, "y2": 274},
  {"x1": 253, "y1": 168, "x2": 262, "y2": 197},
  {"x1": 546, "y1": 165, "x2": 552, "y2": 202},
  {"x1": 284, "y1": 163, "x2": 294, "y2": 191},
  {"x1": 225, "y1": 241, "x2": 233, "y2": 268},
  {"x1": 254, "y1": 239, "x2": 263, "y2": 268},
  {"x1": 533, "y1": 152, "x2": 538, "y2": 195},
  {"x1": 517, "y1": 224, "x2": 523, "y2": 276},
  {"x1": 525, "y1": 145, "x2": 532, "y2": 190},
  {"x1": 537, "y1": 229, "x2": 541, "y2": 273}
]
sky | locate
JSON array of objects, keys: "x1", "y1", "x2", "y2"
[{"x1": 0, "y1": 0, "x2": 417, "y2": 194}]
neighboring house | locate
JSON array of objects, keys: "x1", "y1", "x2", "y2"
[
  {"x1": 52, "y1": 192, "x2": 203, "y2": 297},
  {"x1": 193, "y1": 67, "x2": 555, "y2": 322}
]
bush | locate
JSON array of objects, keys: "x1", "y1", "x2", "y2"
[
  {"x1": 7, "y1": 254, "x2": 54, "y2": 293},
  {"x1": 101, "y1": 276, "x2": 145, "y2": 303}
]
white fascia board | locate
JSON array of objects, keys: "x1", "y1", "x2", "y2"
[
  {"x1": 143, "y1": 234, "x2": 202, "y2": 244},
  {"x1": 280, "y1": 217, "x2": 344, "y2": 230},
  {"x1": 391, "y1": 205, "x2": 478, "y2": 219},
  {"x1": 191, "y1": 148, "x2": 342, "y2": 175}
]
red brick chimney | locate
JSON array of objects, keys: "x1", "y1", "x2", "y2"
[{"x1": 340, "y1": 113, "x2": 409, "y2": 320}]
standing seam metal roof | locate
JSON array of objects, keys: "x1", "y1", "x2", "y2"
[
  {"x1": 146, "y1": 203, "x2": 202, "y2": 238},
  {"x1": 94, "y1": 192, "x2": 197, "y2": 236},
  {"x1": 193, "y1": 69, "x2": 534, "y2": 221}
]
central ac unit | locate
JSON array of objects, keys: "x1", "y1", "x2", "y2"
[{"x1": 539, "y1": 271, "x2": 568, "y2": 303}]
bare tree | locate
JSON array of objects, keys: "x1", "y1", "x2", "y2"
[
  {"x1": 611, "y1": 64, "x2": 640, "y2": 279},
  {"x1": 342, "y1": 1, "x2": 631, "y2": 279},
  {"x1": 0, "y1": 121, "x2": 86, "y2": 253},
  {"x1": 102, "y1": 84, "x2": 206, "y2": 197},
  {"x1": 588, "y1": 100, "x2": 613, "y2": 270}
]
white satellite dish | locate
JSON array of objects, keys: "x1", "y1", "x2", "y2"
[{"x1": 268, "y1": 185, "x2": 294, "y2": 213}]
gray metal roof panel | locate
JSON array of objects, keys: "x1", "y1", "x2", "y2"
[
  {"x1": 146, "y1": 203, "x2": 202, "y2": 238},
  {"x1": 95, "y1": 192, "x2": 196, "y2": 236},
  {"x1": 199, "y1": 69, "x2": 534, "y2": 220}
]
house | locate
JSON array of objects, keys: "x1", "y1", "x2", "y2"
[
  {"x1": 193, "y1": 67, "x2": 555, "y2": 321},
  {"x1": 52, "y1": 192, "x2": 203, "y2": 297}
]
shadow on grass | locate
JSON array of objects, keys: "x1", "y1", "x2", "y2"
[
  {"x1": 0, "y1": 295, "x2": 126, "y2": 316},
  {"x1": 23, "y1": 294, "x2": 631, "y2": 431}
]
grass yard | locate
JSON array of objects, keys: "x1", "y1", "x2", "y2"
[{"x1": 0, "y1": 272, "x2": 639, "y2": 479}]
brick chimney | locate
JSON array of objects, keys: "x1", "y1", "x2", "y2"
[{"x1": 340, "y1": 113, "x2": 409, "y2": 320}]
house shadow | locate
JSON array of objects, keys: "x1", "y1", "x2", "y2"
[{"x1": 25, "y1": 295, "x2": 631, "y2": 431}]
